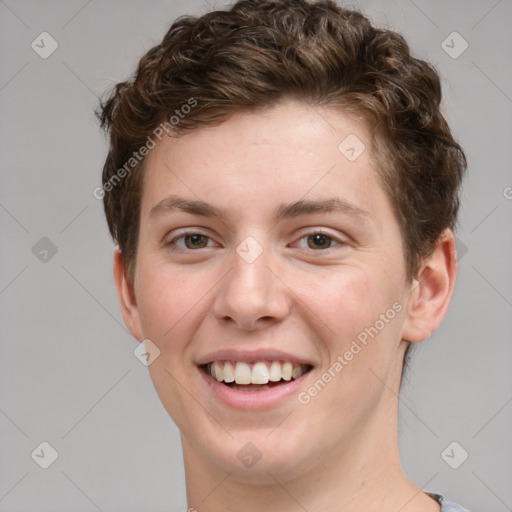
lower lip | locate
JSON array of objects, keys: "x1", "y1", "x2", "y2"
[{"x1": 197, "y1": 367, "x2": 311, "y2": 410}]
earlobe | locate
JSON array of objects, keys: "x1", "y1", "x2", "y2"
[
  {"x1": 113, "y1": 247, "x2": 144, "y2": 341},
  {"x1": 402, "y1": 229, "x2": 458, "y2": 343}
]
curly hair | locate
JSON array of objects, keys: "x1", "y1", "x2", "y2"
[{"x1": 96, "y1": 0, "x2": 466, "y2": 286}]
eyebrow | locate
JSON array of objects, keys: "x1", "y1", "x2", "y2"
[{"x1": 148, "y1": 195, "x2": 371, "y2": 223}]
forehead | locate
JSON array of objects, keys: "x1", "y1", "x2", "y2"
[{"x1": 140, "y1": 99, "x2": 385, "y2": 221}]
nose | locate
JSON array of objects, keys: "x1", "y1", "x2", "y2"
[{"x1": 211, "y1": 245, "x2": 292, "y2": 331}]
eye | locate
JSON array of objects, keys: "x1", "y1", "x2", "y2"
[
  {"x1": 294, "y1": 231, "x2": 345, "y2": 251},
  {"x1": 168, "y1": 232, "x2": 217, "y2": 250},
  {"x1": 166, "y1": 230, "x2": 346, "y2": 252}
]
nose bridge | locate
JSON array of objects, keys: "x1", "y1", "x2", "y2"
[{"x1": 212, "y1": 237, "x2": 290, "y2": 329}]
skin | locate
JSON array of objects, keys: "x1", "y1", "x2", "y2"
[{"x1": 114, "y1": 98, "x2": 457, "y2": 512}]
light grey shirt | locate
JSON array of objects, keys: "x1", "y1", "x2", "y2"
[{"x1": 429, "y1": 493, "x2": 471, "y2": 511}]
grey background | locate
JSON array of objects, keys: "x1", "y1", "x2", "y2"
[{"x1": 1, "y1": 0, "x2": 511, "y2": 511}]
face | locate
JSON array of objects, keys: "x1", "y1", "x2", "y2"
[{"x1": 116, "y1": 99, "x2": 434, "y2": 483}]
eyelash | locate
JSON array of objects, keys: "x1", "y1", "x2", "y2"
[{"x1": 166, "y1": 229, "x2": 347, "y2": 252}]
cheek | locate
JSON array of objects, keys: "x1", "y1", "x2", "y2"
[
  {"x1": 135, "y1": 262, "x2": 207, "y2": 347},
  {"x1": 298, "y1": 266, "x2": 395, "y2": 339},
  {"x1": 296, "y1": 265, "x2": 405, "y2": 383},
  {"x1": 134, "y1": 265, "x2": 209, "y2": 430}
]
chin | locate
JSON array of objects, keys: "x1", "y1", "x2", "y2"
[{"x1": 190, "y1": 426, "x2": 322, "y2": 484}]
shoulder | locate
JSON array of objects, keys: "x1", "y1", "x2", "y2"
[{"x1": 427, "y1": 493, "x2": 472, "y2": 512}]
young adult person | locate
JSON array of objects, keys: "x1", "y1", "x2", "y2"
[{"x1": 97, "y1": 1, "x2": 470, "y2": 510}]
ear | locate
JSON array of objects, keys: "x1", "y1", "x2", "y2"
[
  {"x1": 113, "y1": 247, "x2": 144, "y2": 341},
  {"x1": 402, "y1": 229, "x2": 458, "y2": 342}
]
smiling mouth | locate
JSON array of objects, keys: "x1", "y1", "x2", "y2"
[{"x1": 200, "y1": 361, "x2": 314, "y2": 391}]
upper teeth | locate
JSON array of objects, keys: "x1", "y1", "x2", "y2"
[{"x1": 207, "y1": 361, "x2": 309, "y2": 385}]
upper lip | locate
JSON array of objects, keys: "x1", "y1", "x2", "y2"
[{"x1": 195, "y1": 348, "x2": 316, "y2": 367}]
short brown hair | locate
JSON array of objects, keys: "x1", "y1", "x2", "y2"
[{"x1": 96, "y1": 0, "x2": 466, "y2": 284}]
